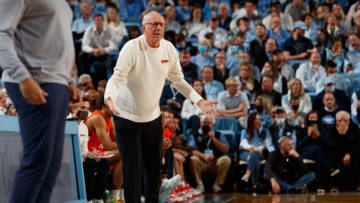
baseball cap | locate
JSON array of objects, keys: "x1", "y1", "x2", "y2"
[{"x1": 294, "y1": 21, "x2": 307, "y2": 30}]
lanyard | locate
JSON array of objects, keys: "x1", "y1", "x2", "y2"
[
  {"x1": 206, "y1": 137, "x2": 212, "y2": 149},
  {"x1": 170, "y1": 83, "x2": 179, "y2": 100}
]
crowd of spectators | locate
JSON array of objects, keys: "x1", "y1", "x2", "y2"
[{"x1": 2, "y1": 0, "x2": 360, "y2": 201}]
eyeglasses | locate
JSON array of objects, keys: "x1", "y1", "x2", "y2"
[{"x1": 144, "y1": 22, "x2": 165, "y2": 28}]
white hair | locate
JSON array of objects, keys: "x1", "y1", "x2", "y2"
[
  {"x1": 0, "y1": 88, "x2": 6, "y2": 98},
  {"x1": 78, "y1": 74, "x2": 92, "y2": 84},
  {"x1": 142, "y1": 11, "x2": 164, "y2": 24},
  {"x1": 278, "y1": 136, "x2": 291, "y2": 145}
]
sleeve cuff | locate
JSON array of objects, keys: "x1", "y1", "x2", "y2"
[
  {"x1": 189, "y1": 89, "x2": 203, "y2": 105},
  {"x1": 16, "y1": 69, "x2": 32, "y2": 84}
]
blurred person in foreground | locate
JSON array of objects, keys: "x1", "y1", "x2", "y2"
[{"x1": 0, "y1": 1, "x2": 81, "y2": 203}]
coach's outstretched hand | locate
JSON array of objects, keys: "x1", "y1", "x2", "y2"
[
  {"x1": 198, "y1": 99, "x2": 218, "y2": 120},
  {"x1": 106, "y1": 96, "x2": 120, "y2": 115}
]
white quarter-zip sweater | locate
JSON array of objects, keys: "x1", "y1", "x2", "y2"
[{"x1": 105, "y1": 35, "x2": 203, "y2": 122}]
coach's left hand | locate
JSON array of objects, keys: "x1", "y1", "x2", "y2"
[{"x1": 198, "y1": 99, "x2": 218, "y2": 120}]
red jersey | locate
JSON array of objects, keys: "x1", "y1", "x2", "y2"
[{"x1": 85, "y1": 110, "x2": 113, "y2": 152}]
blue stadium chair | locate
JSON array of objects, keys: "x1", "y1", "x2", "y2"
[
  {"x1": 286, "y1": 59, "x2": 309, "y2": 73},
  {"x1": 123, "y1": 21, "x2": 141, "y2": 32},
  {"x1": 89, "y1": 52, "x2": 118, "y2": 79},
  {"x1": 214, "y1": 116, "x2": 242, "y2": 155}
]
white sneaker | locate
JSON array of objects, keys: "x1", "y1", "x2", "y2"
[
  {"x1": 93, "y1": 199, "x2": 104, "y2": 203},
  {"x1": 159, "y1": 175, "x2": 182, "y2": 203},
  {"x1": 196, "y1": 182, "x2": 205, "y2": 193},
  {"x1": 212, "y1": 183, "x2": 222, "y2": 193},
  {"x1": 241, "y1": 174, "x2": 250, "y2": 183},
  {"x1": 120, "y1": 188, "x2": 125, "y2": 200},
  {"x1": 88, "y1": 201, "x2": 93, "y2": 203},
  {"x1": 141, "y1": 195, "x2": 145, "y2": 203}
]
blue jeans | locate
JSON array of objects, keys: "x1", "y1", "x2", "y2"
[
  {"x1": 5, "y1": 83, "x2": 69, "y2": 203},
  {"x1": 301, "y1": 145, "x2": 330, "y2": 187},
  {"x1": 247, "y1": 151, "x2": 264, "y2": 185},
  {"x1": 273, "y1": 172, "x2": 316, "y2": 193}
]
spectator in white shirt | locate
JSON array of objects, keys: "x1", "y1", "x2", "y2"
[
  {"x1": 185, "y1": 6, "x2": 207, "y2": 37},
  {"x1": 217, "y1": 78, "x2": 249, "y2": 119},
  {"x1": 105, "y1": 6, "x2": 128, "y2": 43},
  {"x1": 199, "y1": 16, "x2": 227, "y2": 50},
  {"x1": 181, "y1": 79, "x2": 208, "y2": 120},
  {"x1": 80, "y1": 13, "x2": 117, "y2": 82},
  {"x1": 282, "y1": 78, "x2": 312, "y2": 116},
  {"x1": 164, "y1": 5, "x2": 181, "y2": 33},
  {"x1": 262, "y1": 1, "x2": 293, "y2": 32}
]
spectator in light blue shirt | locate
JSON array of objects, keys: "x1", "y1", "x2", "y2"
[
  {"x1": 257, "y1": 0, "x2": 272, "y2": 18},
  {"x1": 175, "y1": 0, "x2": 192, "y2": 23},
  {"x1": 229, "y1": 17, "x2": 257, "y2": 48},
  {"x1": 68, "y1": 0, "x2": 82, "y2": 20},
  {"x1": 201, "y1": 66, "x2": 224, "y2": 100},
  {"x1": 302, "y1": 13, "x2": 318, "y2": 43},
  {"x1": 226, "y1": 37, "x2": 248, "y2": 70},
  {"x1": 239, "y1": 111, "x2": 274, "y2": 185},
  {"x1": 202, "y1": 0, "x2": 231, "y2": 21},
  {"x1": 346, "y1": 33, "x2": 360, "y2": 73},
  {"x1": 242, "y1": 17, "x2": 257, "y2": 48},
  {"x1": 118, "y1": 0, "x2": 146, "y2": 22},
  {"x1": 191, "y1": 40, "x2": 215, "y2": 76},
  {"x1": 316, "y1": 60, "x2": 348, "y2": 95},
  {"x1": 92, "y1": 0, "x2": 108, "y2": 17},
  {"x1": 266, "y1": 15, "x2": 290, "y2": 49},
  {"x1": 325, "y1": 39, "x2": 345, "y2": 73},
  {"x1": 72, "y1": 1, "x2": 93, "y2": 34}
]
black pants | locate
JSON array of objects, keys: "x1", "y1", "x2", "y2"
[
  {"x1": 113, "y1": 115, "x2": 163, "y2": 203},
  {"x1": 79, "y1": 51, "x2": 110, "y2": 84},
  {"x1": 83, "y1": 158, "x2": 111, "y2": 200}
]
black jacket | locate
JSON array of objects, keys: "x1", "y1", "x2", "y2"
[
  {"x1": 265, "y1": 149, "x2": 309, "y2": 184},
  {"x1": 326, "y1": 123, "x2": 360, "y2": 167}
]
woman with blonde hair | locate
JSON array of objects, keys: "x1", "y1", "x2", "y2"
[
  {"x1": 164, "y1": 5, "x2": 181, "y2": 33},
  {"x1": 235, "y1": 62, "x2": 260, "y2": 100},
  {"x1": 314, "y1": 6, "x2": 329, "y2": 28},
  {"x1": 253, "y1": 94, "x2": 273, "y2": 128},
  {"x1": 105, "y1": 6, "x2": 127, "y2": 43},
  {"x1": 331, "y1": 4, "x2": 346, "y2": 28},
  {"x1": 345, "y1": 11, "x2": 360, "y2": 34},
  {"x1": 282, "y1": 78, "x2": 312, "y2": 115}
]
